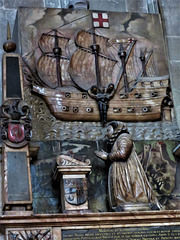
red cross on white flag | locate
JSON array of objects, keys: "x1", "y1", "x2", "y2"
[{"x1": 92, "y1": 12, "x2": 109, "y2": 28}]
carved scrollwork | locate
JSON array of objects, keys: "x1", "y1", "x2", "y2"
[
  {"x1": 57, "y1": 154, "x2": 91, "y2": 166},
  {"x1": 1, "y1": 99, "x2": 32, "y2": 148},
  {"x1": 8, "y1": 229, "x2": 52, "y2": 240}
]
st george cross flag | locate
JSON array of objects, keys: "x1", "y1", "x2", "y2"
[{"x1": 92, "y1": 12, "x2": 109, "y2": 28}]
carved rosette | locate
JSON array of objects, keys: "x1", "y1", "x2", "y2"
[
  {"x1": 7, "y1": 229, "x2": 52, "y2": 240},
  {"x1": 1, "y1": 99, "x2": 32, "y2": 148}
]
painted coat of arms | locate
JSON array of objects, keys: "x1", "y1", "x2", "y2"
[{"x1": 64, "y1": 178, "x2": 87, "y2": 205}]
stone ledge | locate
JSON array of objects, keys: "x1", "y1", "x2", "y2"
[{"x1": 0, "y1": 210, "x2": 180, "y2": 231}]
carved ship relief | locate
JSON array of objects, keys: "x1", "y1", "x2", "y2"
[{"x1": 23, "y1": 11, "x2": 173, "y2": 124}]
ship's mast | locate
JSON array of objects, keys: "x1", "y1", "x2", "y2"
[
  {"x1": 53, "y1": 29, "x2": 62, "y2": 87},
  {"x1": 140, "y1": 50, "x2": 147, "y2": 77},
  {"x1": 90, "y1": 27, "x2": 101, "y2": 88},
  {"x1": 131, "y1": 50, "x2": 153, "y2": 90},
  {"x1": 118, "y1": 43, "x2": 129, "y2": 93}
]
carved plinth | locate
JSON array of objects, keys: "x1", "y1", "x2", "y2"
[{"x1": 54, "y1": 155, "x2": 91, "y2": 212}]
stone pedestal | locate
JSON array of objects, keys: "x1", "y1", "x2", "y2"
[{"x1": 54, "y1": 155, "x2": 91, "y2": 212}]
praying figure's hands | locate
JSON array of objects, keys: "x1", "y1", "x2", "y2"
[{"x1": 95, "y1": 149, "x2": 108, "y2": 161}]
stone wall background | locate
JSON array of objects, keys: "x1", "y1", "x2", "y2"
[{"x1": 0, "y1": 0, "x2": 179, "y2": 229}]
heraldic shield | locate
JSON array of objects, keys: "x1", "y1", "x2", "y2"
[
  {"x1": 64, "y1": 178, "x2": 87, "y2": 206},
  {"x1": 1, "y1": 99, "x2": 32, "y2": 148},
  {"x1": 8, "y1": 123, "x2": 25, "y2": 143}
]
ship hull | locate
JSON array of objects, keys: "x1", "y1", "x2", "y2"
[{"x1": 32, "y1": 76, "x2": 169, "y2": 122}]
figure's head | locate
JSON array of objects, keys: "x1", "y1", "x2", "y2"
[
  {"x1": 106, "y1": 83, "x2": 114, "y2": 94},
  {"x1": 106, "y1": 121, "x2": 127, "y2": 139},
  {"x1": 90, "y1": 85, "x2": 98, "y2": 94}
]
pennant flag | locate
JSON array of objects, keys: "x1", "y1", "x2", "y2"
[{"x1": 92, "y1": 12, "x2": 109, "y2": 28}]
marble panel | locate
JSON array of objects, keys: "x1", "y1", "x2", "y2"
[
  {"x1": 31, "y1": 140, "x2": 108, "y2": 213},
  {"x1": 147, "y1": 0, "x2": 159, "y2": 14},
  {"x1": 0, "y1": 162, "x2": 2, "y2": 216},
  {"x1": 0, "y1": 10, "x2": 6, "y2": 105},
  {"x1": 33, "y1": 197, "x2": 60, "y2": 214},
  {"x1": 89, "y1": 0, "x2": 126, "y2": 12},
  {"x1": 0, "y1": 9, "x2": 17, "y2": 104},
  {"x1": 60, "y1": 0, "x2": 69, "y2": 8},
  {"x1": 45, "y1": 0, "x2": 61, "y2": 8},
  {"x1": 4, "y1": 0, "x2": 45, "y2": 8},
  {"x1": 169, "y1": 61, "x2": 180, "y2": 129},
  {"x1": 0, "y1": 234, "x2": 4, "y2": 240},
  {"x1": 171, "y1": 91, "x2": 180, "y2": 131},
  {"x1": 62, "y1": 225, "x2": 180, "y2": 239},
  {"x1": 30, "y1": 139, "x2": 179, "y2": 214},
  {"x1": 173, "y1": 161, "x2": 180, "y2": 194},
  {"x1": 166, "y1": 36, "x2": 180, "y2": 61},
  {"x1": 126, "y1": 0, "x2": 148, "y2": 13},
  {"x1": 0, "y1": 0, "x2": 3, "y2": 7},
  {"x1": 159, "y1": 0, "x2": 180, "y2": 36},
  {"x1": 169, "y1": 61, "x2": 180, "y2": 90},
  {"x1": 7, "y1": 152, "x2": 30, "y2": 202}
]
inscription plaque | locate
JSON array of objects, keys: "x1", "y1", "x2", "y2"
[
  {"x1": 7, "y1": 151, "x2": 30, "y2": 201},
  {"x1": 62, "y1": 225, "x2": 180, "y2": 240},
  {"x1": 6, "y1": 57, "x2": 22, "y2": 98}
]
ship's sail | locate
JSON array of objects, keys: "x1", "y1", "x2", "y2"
[
  {"x1": 69, "y1": 48, "x2": 117, "y2": 90},
  {"x1": 75, "y1": 30, "x2": 112, "y2": 58},
  {"x1": 36, "y1": 31, "x2": 72, "y2": 89},
  {"x1": 37, "y1": 55, "x2": 71, "y2": 89},
  {"x1": 39, "y1": 33, "x2": 69, "y2": 56},
  {"x1": 69, "y1": 30, "x2": 118, "y2": 91}
]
